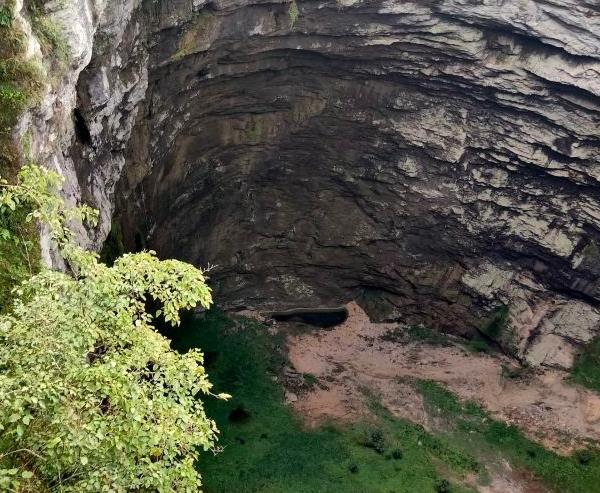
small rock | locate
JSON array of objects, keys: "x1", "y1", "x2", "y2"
[
  {"x1": 285, "y1": 391, "x2": 298, "y2": 403},
  {"x1": 584, "y1": 394, "x2": 600, "y2": 424}
]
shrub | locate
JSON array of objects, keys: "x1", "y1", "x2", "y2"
[
  {"x1": 0, "y1": 164, "x2": 225, "y2": 492},
  {"x1": 435, "y1": 479, "x2": 451, "y2": 493},
  {"x1": 391, "y1": 448, "x2": 403, "y2": 460},
  {"x1": 288, "y1": 0, "x2": 299, "y2": 27},
  {"x1": 575, "y1": 449, "x2": 593, "y2": 466},
  {"x1": 363, "y1": 429, "x2": 386, "y2": 454},
  {"x1": 571, "y1": 336, "x2": 600, "y2": 393},
  {"x1": 0, "y1": 200, "x2": 39, "y2": 312},
  {"x1": 0, "y1": 7, "x2": 12, "y2": 28},
  {"x1": 302, "y1": 372, "x2": 318, "y2": 387},
  {"x1": 481, "y1": 305, "x2": 509, "y2": 340},
  {"x1": 466, "y1": 337, "x2": 490, "y2": 353},
  {"x1": 27, "y1": 2, "x2": 69, "y2": 63}
]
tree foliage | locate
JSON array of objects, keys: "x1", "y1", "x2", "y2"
[{"x1": 0, "y1": 164, "x2": 223, "y2": 492}]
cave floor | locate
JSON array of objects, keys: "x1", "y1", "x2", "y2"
[
  {"x1": 171, "y1": 308, "x2": 600, "y2": 493},
  {"x1": 286, "y1": 303, "x2": 600, "y2": 455}
]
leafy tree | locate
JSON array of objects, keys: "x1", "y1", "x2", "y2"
[{"x1": 0, "y1": 164, "x2": 226, "y2": 492}]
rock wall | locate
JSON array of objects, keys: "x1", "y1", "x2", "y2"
[
  {"x1": 69, "y1": 0, "x2": 148, "y2": 248},
  {"x1": 19, "y1": 0, "x2": 600, "y2": 368},
  {"x1": 106, "y1": 0, "x2": 600, "y2": 367},
  {"x1": 12, "y1": 0, "x2": 146, "y2": 258}
]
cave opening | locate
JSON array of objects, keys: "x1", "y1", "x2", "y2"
[
  {"x1": 72, "y1": 108, "x2": 93, "y2": 147},
  {"x1": 270, "y1": 306, "x2": 349, "y2": 328}
]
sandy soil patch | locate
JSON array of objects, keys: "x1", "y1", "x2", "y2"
[{"x1": 285, "y1": 302, "x2": 600, "y2": 453}]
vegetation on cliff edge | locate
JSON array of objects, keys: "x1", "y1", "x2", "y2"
[{"x1": 0, "y1": 164, "x2": 221, "y2": 492}]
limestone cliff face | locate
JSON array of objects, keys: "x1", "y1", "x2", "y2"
[
  {"x1": 13, "y1": 0, "x2": 146, "y2": 257},
  {"x1": 25, "y1": 1, "x2": 600, "y2": 368}
]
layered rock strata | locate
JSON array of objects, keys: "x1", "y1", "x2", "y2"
[{"x1": 24, "y1": 0, "x2": 600, "y2": 367}]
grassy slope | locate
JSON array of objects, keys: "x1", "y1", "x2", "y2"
[
  {"x1": 171, "y1": 311, "x2": 477, "y2": 493},
  {"x1": 171, "y1": 310, "x2": 600, "y2": 493},
  {"x1": 416, "y1": 380, "x2": 600, "y2": 493},
  {"x1": 571, "y1": 337, "x2": 600, "y2": 393}
]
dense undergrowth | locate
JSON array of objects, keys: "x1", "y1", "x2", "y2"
[
  {"x1": 172, "y1": 310, "x2": 600, "y2": 493},
  {"x1": 0, "y1": 165, "x2": 218, "y2": 491},
  {"x1": 0, "y1": 203, "x2": 39, "y2": 311},
  {"x1": 171, "y1": 310, "x2": 479, "y2": 493},
  {"x1": 416, "y1": 380, "x2": 600, "y2": 493}
]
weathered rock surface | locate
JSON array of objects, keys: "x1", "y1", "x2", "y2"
[
  {"x1": 12, "y1": 0, "x2": 146, "y2": 258},
  {"x1": 101, "y1": 0, "x2": 600, "y2": 367},
  {"x1": 21, "y1": 0, "x2": 600, "y2": 368}
]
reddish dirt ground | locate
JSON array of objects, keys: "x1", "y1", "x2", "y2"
[{"x1": 279, "y1": 302, "x2": 600, "y2": 492}]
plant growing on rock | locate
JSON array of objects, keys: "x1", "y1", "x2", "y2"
[
  {"x1": 0, "y1": 164, "x2": 226, "y2": 492},
  {"x1": 0, "y1": 1, "x2": 47, "y2": 310}
]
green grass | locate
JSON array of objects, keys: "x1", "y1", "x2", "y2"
[
  {"x1": 170, "y1": 310, "x2": 478, "y2": 493},
  {"x1": 381, "y1": 325, "x2": 452, "y2": 346},
  {"x1": 416, "y1": 380, "x2": 600, "y2": 493},
  {"x1": 571, "y1": 337, "x2": 600, "y2": 393},
  {"x1": 170, "y1": 311, "x2": 600, "y2": 492},
  {"x1": 480, "y1": 305, "x2": 509, "y2": 340}
]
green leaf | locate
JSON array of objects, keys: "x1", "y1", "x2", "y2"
[
  {"x1": 47, "y1": 437, "x2": 62, "y2": 448},
  {"x1": 0, "y1": 164, "x2": 217, "y2": 491}
]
